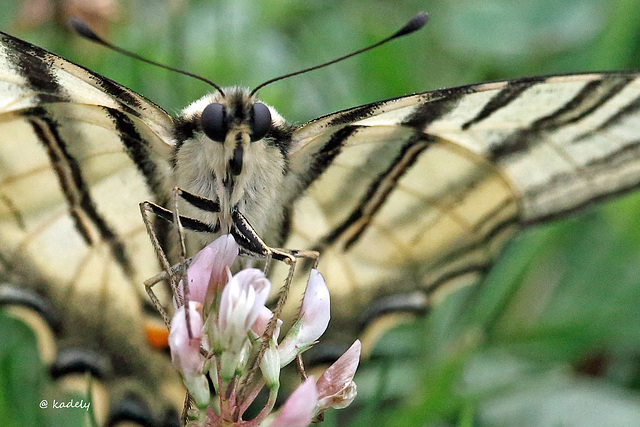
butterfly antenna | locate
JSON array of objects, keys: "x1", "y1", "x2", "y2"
[
  {"x1": 68, "y1": 17, "x2": 225, "y2": 96},
  {"x1": 250, "y1": 12, "x2": 428, "y2": 96}
]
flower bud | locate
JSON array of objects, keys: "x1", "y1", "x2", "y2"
[
  {"x1": 176, "y1": 234, "x2": 238, "y2": 308},
  {"x1": 279, "y1": 270, "x2": 330, "y2": 364},
  {"x1": 168, "y1": 302, "x2": 210, "y2": 407}
]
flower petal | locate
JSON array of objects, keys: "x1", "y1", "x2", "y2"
[
  {"x1": 176, "y1": 234, "x2": 238, "y2": 307},
  {"x1": 316, "y1": 340, "x2": 361, "y2": 410},
  {"x1": 297, "y1": 269, "x2": 330, "y2": 345},
  {"x1": 260, "y1": 339, "x2": 281, "y2": 389},
  {"x1": 317, "y1": 382, "x2": 357, "y2": 410},
  {"x1": 218, "y1": 268, "x2": 271, "y2": 351},
  {"x1": 269, "y1": 377, "x2": 317, "y2": 427},
  {"x1": 252, "y1": 305, "x2": 282, "y2": 339},
  {"x1": 169, "y1": 302, "x2": 204, "y2": 377},
  {"x1": 208, "y1": 234, "x2": 239, "y2": 290},
  {"x1": 277, "y1": 270, "x2": 331, "y2": 365}
]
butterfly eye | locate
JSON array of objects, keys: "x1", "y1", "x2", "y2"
[
  {"x1": 201, "y1": 103, "x2": 227, "y2": 142},
  {"x1": 250, "y1": 102, "x2": 271, "y2": 142}
]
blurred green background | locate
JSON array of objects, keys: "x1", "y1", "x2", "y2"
[{"x1": 3, "y1": 0, "x2": 640, "y2": 425}]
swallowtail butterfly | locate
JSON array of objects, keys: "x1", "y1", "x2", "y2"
[{"x1": 2, "y1": 11, "x2": 640, "y2": 424}]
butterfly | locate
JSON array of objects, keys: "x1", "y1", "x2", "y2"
[{"x1": 2, "y1": 11, "x2": 640, "y2": 425}]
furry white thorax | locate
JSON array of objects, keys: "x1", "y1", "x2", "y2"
[{"x1": 172, "y1": 87, "x2": 289, "y2": 247}]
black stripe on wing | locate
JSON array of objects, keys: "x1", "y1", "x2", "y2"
[
  {"x1": 428, "y1": 214, "x2": 520, "y2": 290},
  {"x1": 24, "y1": 106, "x2": 134, "y2": 278},
  {"x1": 104, "y1": 107, "x2": 166, "y2": 200},
  {"x1": 297, "y1": 92, "x2": 465, "y2": 197},
  {"x1": 299, "y1": 125, "x2": 362, "y2": 191},
  {"x1": 326, "y1": 101, "x2": 387, "y2": 127},
  {"x1": 587, "y1": 92, "x2": 640, "y2": 136},
  {"x1": 401, "y1": 89, "x2": 465, "y2": 130},
  {"x1": 26, "y1": 112, "x2": 90, "y2": 243},
  {"x1": 519, "y1": 138, "x2": 640, "y2": 225},
  {"x1": 489, "y1": 76, "x2": 635, "y2": 160},
  {"x1": 320, "y1": 132, "x2": 433, "y2": 250},
  {"x1": 303, "y1": 90, "x2": 467, "y2": 250},
  {"x1": 461, "y1": 78, "x2": 542, "y2": 130},
  {"x1": 523, "y1": 171, "x2": 640, "y2": 225},
  {"x1": 1, "y1": 31, "x2": 148, "y2": 117},
  {"x1": 3, "y1": 32, "x2": 68, "y2": 104}
]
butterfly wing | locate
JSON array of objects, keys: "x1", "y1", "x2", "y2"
[
  {"x1": 283, "y1": 72, "x2": 640, "y2": 334},
  {"x1": 0, "y1": 31, "x2": 181, "y2": 418}
]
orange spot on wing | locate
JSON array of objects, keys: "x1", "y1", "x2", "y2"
[{"x1": 144, "y1": 322, "x2": 169, "y2": 349}]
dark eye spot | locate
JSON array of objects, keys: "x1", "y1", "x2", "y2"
[
  {"x1": 250, "y1": 102, "x2": 271, "y2": 142},
  {"x1": 201, "y1": 103, "x2": 227, "y2": 142}
]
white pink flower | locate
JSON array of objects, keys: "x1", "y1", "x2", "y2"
[
  {"x1": 168, "y1": 301, "x2": 210, "y2": 407},
  {"x1": 297, "y1": 269, "x2": 331, "y2": 344},
  {"x1": 162, "y1": 235, "x2": 359, "y2": 425}
]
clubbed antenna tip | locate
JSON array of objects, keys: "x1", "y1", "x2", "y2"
[
  {"x1": 68, "y1": 17, "x2": 104, "y2": 44},
  {"x1": 393, "y1": 12, "x2": 429, "y2": 38}
]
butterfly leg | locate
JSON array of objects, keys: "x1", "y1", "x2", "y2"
[
  {"x1": 231, "y1": 209, "x2": 297, "y2": 308},
  {"x1": 140, "y1": 200, "x2": 218, "y2": 326},
  {"x1": 231, "y1": 209, "x2": 321, "y2": 317},
  {"x1": 170, "y1": 188, "x2": 206, "y2": 343},
  {"x1": 171, "y1": 189, "x2": 189, "y2": 273},
  {"x1": 141, "y1": 188, "x2": 221, "y2": 327}
]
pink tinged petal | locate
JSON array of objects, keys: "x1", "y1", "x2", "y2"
[
  {"x1": 218, "y1": 268, "x2": 271, "y2": 350},
  {"x1": 252, "y1": 306, "x2": 282, "y2": 339},
  {"x1": 277, "y1": 270, "x2": 331, "y2": 366},
  {"x1": 297, "y1": 269, "x2": 330, "y2": 346},
  {"x1": 252, "y1": 305, "x2": 273, "y2": 336},
  {"x1": 318, "y1": 382, "x2": 357, "y2": 410},
  {"x1": 269, "y1": 377, "x2": 318, "y2": 427},
  {"x1": 316, "y1": 340, "x2": 361, "y2": 411},
  {"x1": 207, "y1": 234, "x2": 239, "y2": 291},
  {"x1": 177, "y1": 246, "x2": 216, "y2": 307},
  {"x1": 177, "y1": 234, "x2": 238, "y2": 307},
  {"x1": 169, "y1": 302, "x2": 204, "y2": 377}
]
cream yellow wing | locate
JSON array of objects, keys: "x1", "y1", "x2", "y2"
[
  {"x1": 0, "y1": 31, "x2": 181, "y2": 420},
  {"x1": 283, "y1": 72, "x2": 640, "y2": 333}
]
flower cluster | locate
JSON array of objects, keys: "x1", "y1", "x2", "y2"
[{"x1": 167, "y1": 234, "x2": 360, "y2": 426}]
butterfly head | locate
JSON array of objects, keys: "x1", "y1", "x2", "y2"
[
  {"x1": 177, "y1": 86, "x2": 288, "y2": 174},
  {"x1": 200, "y1": 93, "x2": 272, "y2": 145}
]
